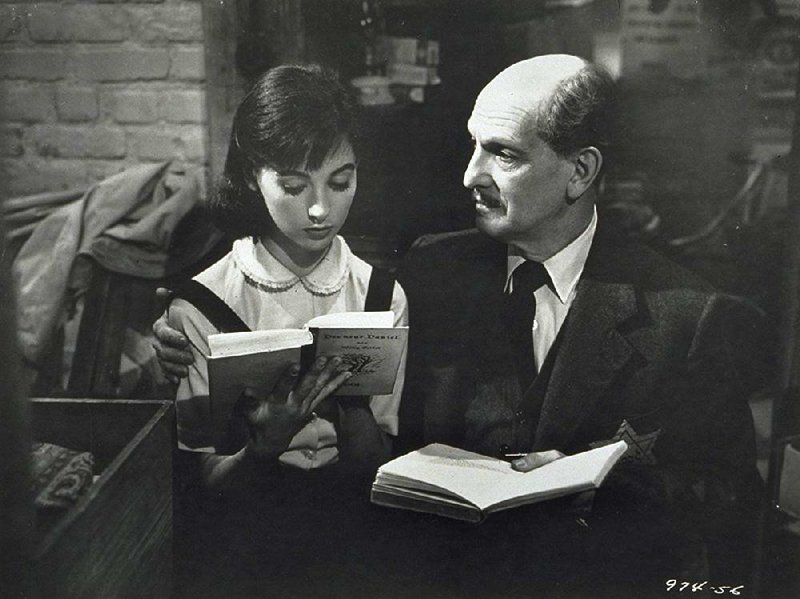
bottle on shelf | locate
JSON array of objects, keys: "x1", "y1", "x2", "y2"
[{"x1": 359, "y1": 0, "x2": 385, "y2": 76}]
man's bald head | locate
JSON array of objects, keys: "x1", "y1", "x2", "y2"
[
  {"x1": 479, "y1": 55, "x2": 588, "y2": 112},
  {"x1": 477, "y1": 54, "x2": 615, "y2": 160}
]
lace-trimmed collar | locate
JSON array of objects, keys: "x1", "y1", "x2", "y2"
[{"x1": 232, "y1": 235, "x2": 351, "y2": 296}]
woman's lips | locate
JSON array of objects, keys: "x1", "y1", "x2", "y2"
[{"x1": 304, "y1": 226, "x2": 333, "y2": 239}]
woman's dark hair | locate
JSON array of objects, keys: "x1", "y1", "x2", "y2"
[
  {"x1": 209, "y1": 64, "x2": 360, "y2": 239},
  {"x1": 532, "y1": 62, "x2": 616, "y2": 167}
]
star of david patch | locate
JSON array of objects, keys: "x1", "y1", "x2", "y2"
[{"x1": 589, "y1": 420, "x2": 660, "y2": 465}]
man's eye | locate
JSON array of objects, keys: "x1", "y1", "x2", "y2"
[{"x1": 497, "y1": 153, "x2": 516, "y2": 164}]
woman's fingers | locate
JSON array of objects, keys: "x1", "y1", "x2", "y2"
[
  {"x1": 293, "y1": 356, "x2": 347, "y2": 413},
  {"x1": 306, "y1": 371, "x2": 353, "y2": 414},
  {"x1": 291, "y1": 356, "x2": 330, "y2": 407},
  {"x1": 268, "y1": 362, "x2": 301, "y2": 404},
  {"x1": 255, "y1": 356, "x2": 350, "y2": 416}
]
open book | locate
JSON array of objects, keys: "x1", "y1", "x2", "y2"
[
  {"x1": 207, "y1": 311, "x2": 407, "y2": 446},
  {"x1": 370, "y1": 441, "x2": 628, "y2": 523}
]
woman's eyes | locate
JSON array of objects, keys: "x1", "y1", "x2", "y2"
[
  {"x1": 329, "y1": 178, "x2": 352, "y2": 192},
  {"x1": 281, "y1": 183, "x2": 305, "y2": 196},
  {"x1": 280, "y1": 180, "x2": 352, "y2": 195}
]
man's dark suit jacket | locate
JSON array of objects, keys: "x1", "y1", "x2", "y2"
[{"x1": 396, "y1": 225, "x2": 764, "y2": 588}]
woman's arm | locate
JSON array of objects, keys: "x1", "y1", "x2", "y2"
[{"x1": 197, "y1": 446, "x2": 276, "y2": 491}]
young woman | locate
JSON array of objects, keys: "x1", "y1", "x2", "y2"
[{"x1": 168, "y1": 64, "x2": 407, "y2": 489}]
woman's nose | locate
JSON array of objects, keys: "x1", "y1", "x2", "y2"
[{"x1": 307, "y1": 189, "x2": 330, "y2": 223}]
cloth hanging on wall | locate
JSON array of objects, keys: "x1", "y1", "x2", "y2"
[{"x1": 12, "y1": 161, "x2": 222, "y2": 370}]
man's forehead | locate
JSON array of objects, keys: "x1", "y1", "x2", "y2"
[
  {"x1": 472, "y1": 81, "x2": 544, "y2": 123},
  {"x1": 468, "y1": 81, "x2": 543, "y2": 143}
]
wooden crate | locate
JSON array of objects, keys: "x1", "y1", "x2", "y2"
[{"x1": 30, "y1": 399, "x2": 174, "y2": 599}]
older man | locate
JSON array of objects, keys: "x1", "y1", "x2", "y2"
[{"x1": 155, "y1": 55, "x2": 762, "y2": 594}]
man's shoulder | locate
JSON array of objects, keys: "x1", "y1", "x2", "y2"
[
  {"x1": 587, "y1": 232, "x2": 715, "y2": 294},
  {"x1": 404, "y1": 228, "x2": 503, "y2": 266},
  {"x1": 588, "y1": 233, "x2": 764, "y2": 335},
  {"x1": 397, "y1": 229, "x2": 503, "y2": 304},
  {"x1": 409, "y1": 228, "x2": 501, "y2": 252}
]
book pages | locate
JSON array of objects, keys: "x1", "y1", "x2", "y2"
[{"x1": 375, "y1": 441, "x2": 627, "y2": 512}]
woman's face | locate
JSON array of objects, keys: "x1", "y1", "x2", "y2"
[{"x1": 254, "y1": 141, "x2": 357, "y2": 267}]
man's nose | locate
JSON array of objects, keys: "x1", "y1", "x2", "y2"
[
  {"x1": 463, "y1": 147, "x2": 490, "y2": 189},
  {"x1": 307, "y1": 188, "x2": 330, "y2": 223}
]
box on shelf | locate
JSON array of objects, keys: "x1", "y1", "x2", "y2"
[
  {"x1": 390, "y1": 83, "x2": 441, "y2": 105},
  {"x1": 30, "y1": 398, "x2": 174, "y2": 599},
  {"x1": 386, "y1": 63, "x2": 440, "y2": 86},
  {"x1": 382, "y1": 36, "x2": 439, "y2": 66},
  {"x1": 749, "y1": 12, "x2": 800, "y2": 100},
  {"x1": 351, "y1": 75, "x2": 395, "y2": 105}
]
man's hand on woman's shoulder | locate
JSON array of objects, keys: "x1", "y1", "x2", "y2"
[{"x1": 152, "y1": 287, "x2": 194, "y2": 383}]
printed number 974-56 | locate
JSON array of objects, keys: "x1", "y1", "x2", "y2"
[{"x1": 666, "y1": 580, "x2": 744, "y2": 594}]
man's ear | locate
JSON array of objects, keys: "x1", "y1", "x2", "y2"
[{"x1": 566, "y1": 146, "x2": 602, "y2": 203}]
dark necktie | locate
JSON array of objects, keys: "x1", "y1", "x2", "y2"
[{"x1": 506, "y1": 261, "x2": 549, "y2": 391}]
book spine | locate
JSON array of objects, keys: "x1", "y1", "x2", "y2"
[{"x1": 370, "y1": 488, "x2": 483, "y2": 523}]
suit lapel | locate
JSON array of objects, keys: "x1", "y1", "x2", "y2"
[{"x1": 533, "y1": 240, "x2": 642, "y2": 452}]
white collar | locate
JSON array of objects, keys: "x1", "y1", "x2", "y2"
[
  {"x1": 232, "y1": 235, "x2": 351, "y2": 296},
  {"x1": 506, "y1": 207, "x2": 597, "y2": 304}
]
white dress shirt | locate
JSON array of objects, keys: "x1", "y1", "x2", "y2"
[{"x1": 505, "y1": 208, "x2": 597, "y2": 372}]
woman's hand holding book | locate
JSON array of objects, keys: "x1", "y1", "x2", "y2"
[{"x1": 242, "y1": 356, "x2": 352, "y2": 461}]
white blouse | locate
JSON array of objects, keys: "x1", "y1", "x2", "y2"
[{"x1": 168, "y1": 235, "x2": 408, "y2": 470}]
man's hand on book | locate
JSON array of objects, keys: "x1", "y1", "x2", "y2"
[
  {"x1": 242, "y1": 356, "x2": 352, "y2": 460},
  {"x1": 510, "y1": 450, "x2": 565, "y2": 472}
]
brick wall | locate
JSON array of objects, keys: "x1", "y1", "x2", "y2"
[{"x1": 0, "y1": 0, "x2": 206, "y2": 199}]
